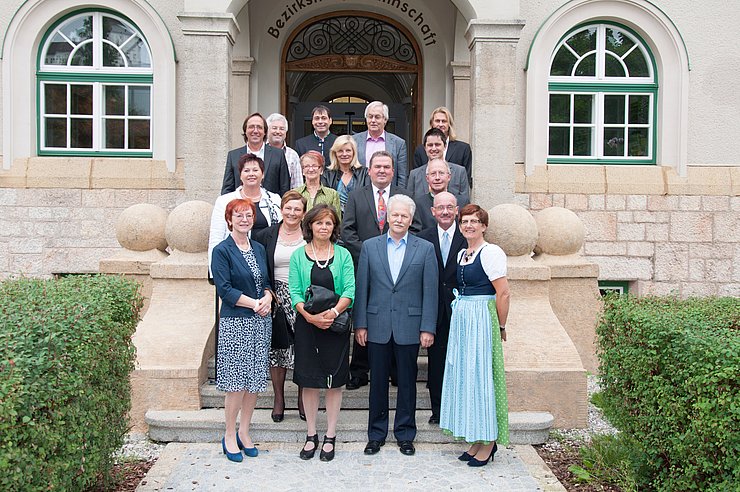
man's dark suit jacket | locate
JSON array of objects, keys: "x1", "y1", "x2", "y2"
[
  {"x1": 413, "y1": 140, "x2": 473, "y2": 187},
  {"x1": 294, "y1": 132, "x2": 338, "y2": 165},
  {"x1": 416, "y1": 223, "x2": 466, "y2": 416},
  {"x1": 417, "y1": 225, "x2": 467, "y2": 334},
  {"x1": 413, "y1": 192, "x2": 470, "y2": 232},
  {"x1": 221, "y1": 144, "x2": 291, "y2": 196},
  {"x1": 340, "y1": 183, "x2": 420, "y2": 264}
]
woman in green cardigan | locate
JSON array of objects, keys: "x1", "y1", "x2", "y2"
[
  {"x1": 289, "y1": 204, "x2": 355, "y2": 462},
  {"x1": 293, "y1": 150, "x2": 342, "y2": 222}
]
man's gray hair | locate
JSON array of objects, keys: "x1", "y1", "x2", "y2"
[
  {"x1": 364, "y1": 101, "x2": 389, "y2": 120},
  {"x1": 426, "y1": 158, "x2": 451, "y2": 175},
  {"x1": 266, "y1": 113, "x2": 289, "y2": 132},
  {"x1": 387, "y1": 194, "x2": 416, "y2": 217}
]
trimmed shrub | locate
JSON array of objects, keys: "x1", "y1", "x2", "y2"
[
  {"x1": 597, "y1": 295, "x2": 739, "y2": 491},
  {"x1": 0, "y1": 275, "x2": 142, "y2": 491}
]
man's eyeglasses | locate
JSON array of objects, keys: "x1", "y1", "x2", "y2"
[
  {"x1": 427, "y1": 171, "x2": 450, "y2": 178},
  {"x1": 434, "y1": 205, "x2": 456, "y2": 211}
]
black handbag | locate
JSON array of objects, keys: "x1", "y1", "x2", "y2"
[
  {"x1": 303, "y1": 284, "x2": 339, "y2": 314},
  {"x1": 270, "y1": 302, "x2": 293, "y2": 349},
  {"x1": 304, "y1": 284, "x2": 349, "y2": 335}
]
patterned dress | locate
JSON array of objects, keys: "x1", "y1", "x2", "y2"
[
  {"x1": 439, "y1": 244, "x2": 509, "y2": 445},
  {"x1": 216, "y1": 248, "x2": 271, "y2": 393}
]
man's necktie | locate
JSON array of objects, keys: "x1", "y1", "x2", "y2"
[
  {"x1": 441, "y1": 230, "x2": 451, "y2": 266},
  {"x1": 377, "y1": 190, "x2": 387, "y2": 232}
]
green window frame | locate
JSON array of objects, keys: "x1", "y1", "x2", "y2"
[
  {"x1": 548, "y1": 23, "x2": 657, "y2": 165},
  {"x1": 598, "y1": 280, "x2": 631, "y2": 296},
  {"x1": 37, "y1": 10, "x2": 153, "y2": 156}
]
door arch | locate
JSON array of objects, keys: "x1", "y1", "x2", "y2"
[{"x1": 281, "y1": 11, "x2": 423, "y2": 155}]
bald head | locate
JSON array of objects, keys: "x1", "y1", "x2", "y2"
[{"x1": 431, "y1": 191, "x2": 458, "y2": 230}]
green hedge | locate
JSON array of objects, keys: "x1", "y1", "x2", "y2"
[
  {"x1": 597, "y1": 295, "x2": 739, "y2": 491},
  {"x1": 0, "y1": 275, "x2": 142, "y2": 491}
]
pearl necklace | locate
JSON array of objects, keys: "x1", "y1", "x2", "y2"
[{"x1": 310, "y1": 242, "x2": 331, "y2": 269}]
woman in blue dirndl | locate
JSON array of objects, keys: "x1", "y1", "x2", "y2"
[{"x1": 440, "y1": 204, "x2": 511, "y2": 467}]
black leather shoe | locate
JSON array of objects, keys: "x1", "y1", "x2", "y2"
[
  {"x1": 428, "y1": 414, "x2": 440, "y2": 424},
  {"x1": 346, "y1": 377, "x2": 368, "y2": 390},
  {"x1": 398, "y1": 441, "x2": 415, "y2": 456},
  {"x1": 299, "y1": 434, "x2": 319, "y2": 460},
  {"x1": 364, "y1": 440, "x2": 385, "y2": 455}
]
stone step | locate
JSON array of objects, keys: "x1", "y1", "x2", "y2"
[
  {"x1": 146, "y1": 408, "x2": 553, "y2": 445},
  {"x1": 201, "y1": 381, "x2": 433, "y2": 410},
  {"x1": 207, "y1": 355, "x2": 430, "y2": 382}
]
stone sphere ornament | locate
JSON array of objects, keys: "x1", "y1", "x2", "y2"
[
  {"x1": 165, "y1": 201, "x2": 213, "y2": 253},
  {"x1": 485, "y1": 204, "x2": 538, "y2": 256},
  {"x1": 534, "y1": 207, "x2": 585, "y2": 255},
  {"x1": 115, "y1": 203, "x2": 168, "y2": 252}
]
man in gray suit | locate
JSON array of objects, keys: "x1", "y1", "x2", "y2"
[
  {"x1": 407, "y1": 128, "x2": 469, "y2": 201},
  {"x1": 352, "y1": 101, "x2": 408, "y2": 188},
  {"x1": 354, "y1": 194, "x2": 438, "y2": 457}
]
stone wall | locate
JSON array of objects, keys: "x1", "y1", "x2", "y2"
[
  {"x1": 0, "y1": 157, "x2": 188, "y2": 279},
  {"x1": 515, "y1": 165, "x2": 740, "y2": 298}
]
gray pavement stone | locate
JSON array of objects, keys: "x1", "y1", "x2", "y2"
[{"x1": 138, "y1": 442, "x2": 548, "y2": 491}]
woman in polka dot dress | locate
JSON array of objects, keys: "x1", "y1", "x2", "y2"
[{"x1": 439, "y1": 204, "x2": 511, "y2": 467}]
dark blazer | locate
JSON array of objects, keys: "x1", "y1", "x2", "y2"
[
  {"x1": 417, "y1": 225, "x2": 467, "y2": 332},
  {"x1": 353, "y1": 233, "x2": 438, "y2": 344},
  {"x1": 250, "y1": 222, "x2": 281, "y2": 285},
  {"x1": 221, "y1": 144, "x2": 292, "y2": 196},
  {"x1": 353, "y1": 131, "x2": 408, "y2": 188},
  {"x1": 321, "y1": 166, "x2": 370, "y2": 190},
  {"x1": 295, "y1": 132, "x2": 337, "y2": 164},
  {"x1": 211, "y1": 235, "x2": 271, "y2": 318},
  {"x1": 340, "y1": 184, "x2": 420, "y2": 263},
  {"x1": 413, "y1": 140, "x2": 473, "y2": 187},
  {"x1": 407, "y1": 161, "x2": 471, "y2": 205}
]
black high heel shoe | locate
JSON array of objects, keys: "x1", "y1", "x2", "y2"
[
  {"x1": 467, "y1": 442, "x2": 497, "y2": 467},
  {"x1": 271, "y1": 403, "x2": 285, "y2": 423},
  {"x1": 319, "y1": 435, "x2": 336, "y2": 462},
  {"x1": 299, "y1": 434, "x2": 319, "y2": 460},
  {"x1": 458, "y1": 451, "x2": 473, "y2": 461}
]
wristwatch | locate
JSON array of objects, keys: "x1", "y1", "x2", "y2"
[{"x1": 331, "y1": 307, "x2": 340, "y2": 317}]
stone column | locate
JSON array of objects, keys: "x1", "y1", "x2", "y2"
[
  {"x1": 230, "y1": 57, "x2": 254, "y2": 149},
  {"x1": 450, "y1": 61, "x2": 471, "y2": 143},
  {"x1": 465, "y1": 20, "x2": 524, "y2": 206},
  {"x1": 177, "y1": 13, "x2": 240, "y2": 199}
]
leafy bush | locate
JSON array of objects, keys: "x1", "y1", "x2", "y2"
[
  {"x1": 597, "y1": 295, "x2": 739, "y2": 491},
  {"x1": 0, "y1": 275, "x2": 142, "y2": 491},
  {"x1": 569, "y1": 433, "x2": 645, "y2": 491}
]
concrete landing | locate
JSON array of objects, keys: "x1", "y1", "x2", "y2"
[{"x1": 137, "y1": 442, "x2": 565, "y2": 492}]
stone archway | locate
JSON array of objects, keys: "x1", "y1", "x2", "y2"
[{"x1": 281, "y1": 11, "x2": 423, "y2": 153}]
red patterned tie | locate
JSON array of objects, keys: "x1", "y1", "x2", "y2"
[{"x1": 377, "y1": 189, "x2": 386, "y2": 232}]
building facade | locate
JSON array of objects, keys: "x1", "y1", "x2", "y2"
[{"x1": 1, "y1": 0, "x2": 738, "y2": 296}]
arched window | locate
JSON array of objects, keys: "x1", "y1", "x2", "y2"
[
  {"x1": 547, "y1": 23, "x2": 657, "y2": 163},
  {"x1": 38, "y1": 11, "x2": 153, "y2": 155}
]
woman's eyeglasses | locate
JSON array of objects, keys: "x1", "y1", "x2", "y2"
[{"x1": 459, "y1": 219, "x2": 482, "y2": 225}]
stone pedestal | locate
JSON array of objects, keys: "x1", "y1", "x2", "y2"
[
  {"x1": 505, "y1": 257, "x2": 588, "y2": 428},
  {"x1": 122, "y1": 201, "x2": 215, "y2": 432},
  {"x1": 533, "y1": 207, "x2": 601, "y2": 374}
]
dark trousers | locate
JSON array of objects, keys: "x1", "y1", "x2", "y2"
[
  {"x1": 426, "y1": 318, "x2": 451, "y2": 417},
  {"x1": 349, "y1": 339, "x2": 369, "y2": 383},
  {"x1": 367, "y1": 335, "x2": 419, "y2": 442}
]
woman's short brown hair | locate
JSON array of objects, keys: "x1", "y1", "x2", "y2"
[
  {"x1": 458, "y1": 203, "x2": 489, "y2": 227},
  {"x1": 281, "y1": 190, "x2": 307, "y2": 211},
  {"x1": 224, "y1": 199, "x2": 257, "y2": 231},
  {"x1": 301, "y1": 204, "x2": 340, "y2": 243},
  {"x1": 238, "y1": 153, "x2": 265, "y2": 173}
]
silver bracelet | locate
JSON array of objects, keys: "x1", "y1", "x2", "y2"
[{"x1": 331, "y1": 307, "x2": 340, "y2": 317}]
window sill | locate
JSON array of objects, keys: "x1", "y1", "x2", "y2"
[{"x1": 0, "y1": 156, "x2": 184, "y2": 189}]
